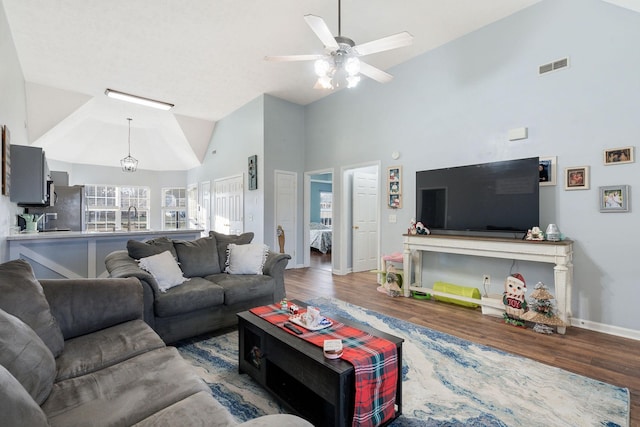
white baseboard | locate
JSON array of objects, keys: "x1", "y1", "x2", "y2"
[{"x1": 571, "y1": 317, "x2": 640, "y2": 341}]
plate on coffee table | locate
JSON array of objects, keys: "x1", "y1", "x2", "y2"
[{"x1": 289, "y1": 315, "x2": 333, "y2": 331}]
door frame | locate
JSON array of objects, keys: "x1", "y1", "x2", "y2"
[
  {"x1": 338, "y1": 161, "x2": 381, "y2": 276},
  {"x1": 303, "y1": 168, "x2": 334, "y2": 269},
  {"x1": 274, "y1": 170, "x2": 298, "y2": 268}
]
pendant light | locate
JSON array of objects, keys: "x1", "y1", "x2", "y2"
[{"x1": 120, "y1": 118, "x2": 138, "y2": 172}]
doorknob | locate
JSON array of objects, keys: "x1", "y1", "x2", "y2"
[{"x1": 353, "y1": 226, "x2": 359, "y2": 230}]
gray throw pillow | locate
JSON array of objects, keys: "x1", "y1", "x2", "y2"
[
  {"x1": 209, "y1": 231, "x2": 254, "y2": 270},
  {"x1": 173, "y1": 236, "x2": 221, "y2": 277},
  {"x1": 0, "y1": 308, "x2": 56, "y2": 405},
  {"x1": 127, "y1": 236, "x2": 177, "y2": 260},
  {"x1": 0, "y1": 259, "x2": 64, "y2": 357},
  {"x1": 0, "y1": 365, "x2": 49, "y2": 427}
]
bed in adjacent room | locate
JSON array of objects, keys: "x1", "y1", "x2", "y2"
[{"x1": 309, "y1": 222, "x2": 332, "y2": 254}]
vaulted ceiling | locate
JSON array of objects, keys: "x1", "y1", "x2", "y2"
[{"x1": 5, "y1": 1, "x2": 635, "y2": 171}]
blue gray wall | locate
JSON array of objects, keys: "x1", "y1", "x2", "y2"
[
  {"x1": 303, "y1": 0, "x2": 640, "y2": 332},
  {"x1": 310, "y1": 180, "x2": 332, "y2": 223}
]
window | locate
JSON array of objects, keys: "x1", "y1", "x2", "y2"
[
  {"x1": 187, "y1": 184, "x2": 198, "y2": 229},
  {"x1": 85, "y1": 185, "x2": 150, "y2": 231},
  {"x1": 320, "y1": 191, "x2": 332, "y2": 226},
  {"x1": 161, "y1": 187, "x2": 187, "y2": 230}
]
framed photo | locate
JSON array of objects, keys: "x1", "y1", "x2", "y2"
[
  {"x1": 564, "y1": 166, "x2": 590, "y2": 190},
  {"x1": 248, "y1": 155, "x2": 257, "y2": 190},
  {"x1": 387, "y1": 166, "x2": 402, "y2": 208},
  {"x1": 2, "y1": 125, "x2": 10, "y2": 196},
  {"x1": 604, "y1": 146, "x2": 634, "y2": 165},
  {"x1": 539, "y1": 156, "x2": 556, "y2": 186},
  {"x1": 599, "y1": 185, "x2": 630, "y2": 212}
]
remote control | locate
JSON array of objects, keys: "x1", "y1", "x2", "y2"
[{"x1": 284, "y1": 322, "x2": 303, "y2": 335}]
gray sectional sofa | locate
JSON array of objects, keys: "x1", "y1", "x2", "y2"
[
  {"x1": 105, "y1": 232, "x2": 291, "y2": 343},
  {"x1": 0, "y1": 259, "x2": 310, "y2": 427}
]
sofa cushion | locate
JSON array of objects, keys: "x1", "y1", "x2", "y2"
[
  {"x1": 42, "y1": 347, "x2": 209, "y2": 427},
  {"x1": 155, "y1": 278, "x2": 225, "y2": 318},
  {"x1": 138, "y1": 250, "x2": 188, "y2": 292},
  {"x1": 225, "y1": 243, "x2": 269, "y2": 275},
  {"x1": 173, "y1": 236, "x2": 221, "y2": 276},
  {"x1": 132, "y1": 390, "x2": 235, "y2": 427},
  {"x1": 209, "y1": 231, "x2": 254, "y2": 271},
  {"x1": 55, "y1": 319, "x2": 166, "y2": 382},
  {"x1": 0, "y1": 365, "x2": 49, "y2": 427},
  {"x1": 127, "y1": 236, "x2": 177, "y2": 260},
  {"x1": 0, "y1": 308, "x2": 56, "y2": 405},
  {"x1": 0, "y1": 259, "x2": 64, "y2": 357},
  {"x1": 207, "y1": 273, "x2": 275, "y2": 306}
]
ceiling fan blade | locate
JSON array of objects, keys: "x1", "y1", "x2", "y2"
[
  {"x1": 354, "y1": 31, "x2": 413, "y2": 56},
  {"x1": 359, "y1": 61, "x2": 393, "y2": 84},
  {"x1": 304, "y1": 14, "x2": 339, "y2": 50},
  {"x1": 264, "y1": 54, "x2": 324, "y2": 62}
]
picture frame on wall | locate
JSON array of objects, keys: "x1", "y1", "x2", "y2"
[
  {"x1": 603, "y1": 146, "x2": 634, "y2": 165},
  {"x1": 2, "y1": 125, "x2": 10, "y2": 196},
  {"x1": 599, "y1": 185, "x2": 630, "y2": 212},
  {"x1": 387, "y1": 166, "x2": 402, "y2": 208},
  {"x1": 564, "y1": 166, "x2": 590, "y2": 190},
  {"x1": 248, "y1": 155, "x2": 257, "y2": 190},
  {"x1": 539, "y1": 156, "x2": 556, "y2": 186}
]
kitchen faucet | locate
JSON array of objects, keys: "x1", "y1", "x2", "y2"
[{"x1": 126, "y1": 206, "x2": 137, "y2": 231}]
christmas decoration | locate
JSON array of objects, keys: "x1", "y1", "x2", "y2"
[
  {"x1": 521, "y1": 282, "x2": 565, "y2": 334},
  {"x1": 503, "y1": 273, "x2": 527, "y2": 326}
]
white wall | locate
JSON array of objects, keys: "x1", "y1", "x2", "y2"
[
  {"x1": 263, "y1": 95, "x2": 305, "y2": 263},
  {"x1": 0, "y1": 2, "x2": 27, "y2": 261},
  {"x1": 187, "y1": 95, "x2": 266, "y2": 242},
  {"x1": 303, "y1": 0, "x2": 640, "y2": 332}
]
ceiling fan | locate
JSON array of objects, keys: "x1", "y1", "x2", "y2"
[{"x1": 265, "y1": 0, "x2": 413, "y2": 90}]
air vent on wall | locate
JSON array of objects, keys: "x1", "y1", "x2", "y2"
[{"x1": 538, "y1": 57, "x2": 569, "y2": 75}]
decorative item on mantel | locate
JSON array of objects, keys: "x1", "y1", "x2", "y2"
[
  {"x1": 521, "y1": 282, "x2": 565, "y2": 334},
  {"x1": 503, "y1": 273, "x2": 528, "y2": 327},
  {"x1": 525, "y1": 226, "x2": 544, "y2": 241}
]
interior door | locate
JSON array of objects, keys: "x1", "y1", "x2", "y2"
[
  {"x1": 214, "y1": 175, "x2": 243, "y2": 235},
  {"x1": 274, "y1": 170, "x2": 297, "y2": 265},
  {"x1": 352, "y1": 171, "x2": 378, "y2": 272},
  {"x1": 199, "y1": 181, "x2": 211, "y2": 234}
]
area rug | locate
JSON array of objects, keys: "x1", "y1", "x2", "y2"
[{"x1": 176, "y1": 297, "x2": 630, "y2": 426}]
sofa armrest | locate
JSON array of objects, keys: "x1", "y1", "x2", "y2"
[
  {"x1": 40, "y1": 277, "x2": 143, "y2": 340},
  {"x1": 262, "y1": 251, "x2": 291, "y2": 302},
  {"x1": 104, "y1": 250, "x2": 157, "y2": 328}
]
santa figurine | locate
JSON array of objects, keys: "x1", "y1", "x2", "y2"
[{"x1": 503, "y1": 273, "x2": 527, "y2": 326}]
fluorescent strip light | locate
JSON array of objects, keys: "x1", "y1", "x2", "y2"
[{"x1": 105, "y1": 89, "x2": 174, "y2": 111}]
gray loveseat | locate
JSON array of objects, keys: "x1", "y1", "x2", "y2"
[
  {"x1": 0, "y1": 259, "x2": 310, "y2": 427},
  {"x1": 105, "y1": 232, "x2": 291, "y2": 343}
]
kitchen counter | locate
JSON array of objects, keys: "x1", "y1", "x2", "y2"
[{"x1": 8, "y1": 229, "x2": 204, "y2": 279}]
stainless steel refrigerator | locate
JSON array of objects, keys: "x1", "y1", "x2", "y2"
[{"x1": 38, "y1": 185, "x2": 86, "y2": 231}]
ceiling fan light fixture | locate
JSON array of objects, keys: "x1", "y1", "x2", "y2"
[
  {"x1": 314, "y1": 58, "x2": 332, "y2": 77},
  {"x1": 316, "y1": 75, "x2": 334, "y2": 90},
  {"x1": 346, "y1": 75, "x2": 361, "y2": 89},
  {"x1": 120, "y1": 118, "x2": 138, "y2": 172},
  {"x1": 344, "y1": 57, "x2": 360, "y2": 76},
  {"x1": 105, "y1": 89, "x2": 174, "y2": 111}
]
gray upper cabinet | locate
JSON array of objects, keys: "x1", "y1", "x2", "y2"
[{"x1": 10, "y1": 145, "x2": 51, "y2": 206}]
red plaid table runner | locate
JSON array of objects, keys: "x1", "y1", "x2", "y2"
[{"x1": 250, "y1": 304, "x2": 398, "y2": 427}]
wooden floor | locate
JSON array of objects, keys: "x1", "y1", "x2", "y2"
[{"x1": 285, "y1": 252, "x2": 639, "y2": 425}]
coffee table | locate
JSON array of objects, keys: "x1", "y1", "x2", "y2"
[{"x1": 237, "y1": 301, "x2": 403, "y2": 427}]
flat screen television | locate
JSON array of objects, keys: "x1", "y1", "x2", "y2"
[{"x1": 416, "y1": 157, "x2": 539, "y2": 236}]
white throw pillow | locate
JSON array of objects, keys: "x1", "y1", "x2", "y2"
[
  {"x1": 225, "y1": 243, "x2": 269, "y2": 275},
  {"x1": 138, "y1": 250, "x2": 189, "y2": 292}
]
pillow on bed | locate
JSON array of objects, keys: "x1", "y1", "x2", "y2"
[
  {"x1": 225, "y1": 243, "x2": 269, "y2": 275},
  {"x1": 138, "y1": 251, "x2": 189, "y2": 292}
]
